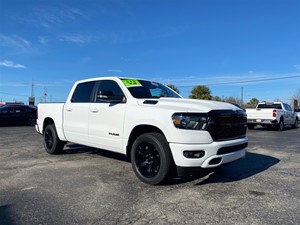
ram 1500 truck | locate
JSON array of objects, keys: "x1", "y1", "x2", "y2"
[
  {"x1": 246, "y1": 102, "x2": 298, "y2": 131},
  {"x1": 36, "y1": 77, "x2": 248, "y2": 185}
]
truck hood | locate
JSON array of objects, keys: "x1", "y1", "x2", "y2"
[{"x1": 137, "y1": 98, "x2": 240, "y2": 113}]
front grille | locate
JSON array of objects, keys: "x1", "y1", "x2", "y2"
[{"x1": 207, "y1": 110, "x2": 247, "y2": 141}]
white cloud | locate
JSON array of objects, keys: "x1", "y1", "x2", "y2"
[
  {"x1": 38, "y1": 36, "x2": 49, "y2": 45},
  {"x1": 0, "y1": 60, "x2": 26, "y2": 69},
  {"x1": 15, "y1": 6, "x2": 91, "y2": 29},
  {"x1": 294, "y1": 64, "x2": 300, "y2": 70},
  {"x1": 107, "y1": 69, "x2": 122, "y2": 73},
  {"x1": 58, "y1": 34, "x2": 95, "y2": 44},
  {"x1": 0, "y1": 34, "x2": 31, "y2": 52},
  {"x1": 80, "y1": 56, "x2": 92, "y2": 64}
]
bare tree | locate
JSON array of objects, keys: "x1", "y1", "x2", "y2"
[{"x1": 293, "y1": 88, "x2": 300, "y2": 101}]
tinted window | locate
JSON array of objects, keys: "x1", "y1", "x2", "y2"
[
  {"x1": 121, "y1": 79, "x2": 181, "y2": 99},
  {"x1": 257, "y1": 103, "x2": 282, "y2": 109},
  {"x1": 95, "y1": 80, "x2": 125, "y2": 102},
  {"x1": 71, "y1": 81, "x2": 96, "y2": 103},
  {"x1": 284, "y1": 104, "x2": 292, "y2": 111},
  {"x1": 14, "y1": 107, "x2": 27, "y2": 113}
]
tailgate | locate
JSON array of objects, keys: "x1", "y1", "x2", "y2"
[{"x1": 246, "y1": 108, "x2": 274, "y2": 120}]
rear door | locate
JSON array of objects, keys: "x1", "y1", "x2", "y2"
[
  {"x1": 13, "y1": 106, "x2": 29, "y2": 124},
  {"x1": 63, "y1": 81, "x2": 97, "y2": 145}
]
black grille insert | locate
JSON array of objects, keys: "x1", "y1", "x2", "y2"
[{"x1": 207, "y1": 110, "x2": 247, "y2": 141}]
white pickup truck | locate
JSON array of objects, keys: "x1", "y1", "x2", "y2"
[
  {"x1": 36, "y1": 77, "x2": 248, "y2": 185},
  {"x1": 246, "y1": 102, "x2": 298, "y2": 131}
]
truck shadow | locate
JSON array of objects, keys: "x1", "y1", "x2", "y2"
[
  {"x1": 193, "y1": 152, "x2": 279, "y2": 185},
  {"x1": 63, "y1": 144, "x2": 128, "y2": 162},
  {"x1": 63, "y1": 144, "x2": 279, "y2": 186},
  {"x1": 250, "y1": 125, "x2": 294, "y2": 131},
  {"x1": 0, "y1": 205, "x2": 16, "y2": 225}
]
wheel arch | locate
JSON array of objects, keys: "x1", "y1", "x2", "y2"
[
  {"x1": 126, "y1": 125, "x2": 165, "y2": 160},
  {"x1": 43, "y1": 117, "x2": 55, "y2": 133}
]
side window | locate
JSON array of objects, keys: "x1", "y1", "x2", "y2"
[
  {"x1": 0, "y1": 108, "x2": 8, "y2": 113},
  {"x1": 71, "y1": 81, "x2": 96, "y2": 103},
  {"x1": 96, "y1": 80, "x2": 125, "y2": 102},
  {"x1": 14, "y1": 107, "x2": 27, "y2": 113},
  {"x1": 283, "y1": 104, "x2": 291, "y2": 111}
]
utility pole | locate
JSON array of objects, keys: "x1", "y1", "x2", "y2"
[
  {"x1": 241, "y1": 87, "x2": 244, "y2": 106},
  {"x1": 29, "y1": 78, "x2": 35, "y2": 105},
  {"x1": 43, "y1": 87, "x2": 47, "y2": 103}
]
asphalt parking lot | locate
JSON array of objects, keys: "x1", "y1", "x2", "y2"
[{"x1": 0, "y1": 126, "x2": 299, "y2": 225}]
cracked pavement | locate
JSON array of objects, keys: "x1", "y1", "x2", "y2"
[{"x1": 0, "y1": 126, "x2": 299, "y2": 225}]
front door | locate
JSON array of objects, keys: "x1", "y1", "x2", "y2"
[{"x1": 88, "y1": 80, "x2": 127, "y2": 153}]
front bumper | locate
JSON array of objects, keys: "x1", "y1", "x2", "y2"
[
  {"x1": 169, "y1": 137, "x2": 248, "y2": 169},
  {"x1": 35, "y1": 123, "x2": 41, "y2": 134}
]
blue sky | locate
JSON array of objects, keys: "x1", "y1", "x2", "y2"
[{"x1": 0, "y1": 0, "x2": 299, "y2": 104}]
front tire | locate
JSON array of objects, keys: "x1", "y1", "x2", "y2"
[
  {"x1": 247, "y1": 124, "x2": 255, "y2": 130},
  {"x1": 27, "y1": 117, "x2": 36, "y2": 126},
  {"x1": 43, "y1": 124, "x2": 64, "y2": 154},
  {"x1": 130, "y1": 132, "x2": 173, "y2": 185}
]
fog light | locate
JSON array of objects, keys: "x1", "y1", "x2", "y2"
[{"x1": 183, "y1": 150, "x2": 205, "y2": 158}]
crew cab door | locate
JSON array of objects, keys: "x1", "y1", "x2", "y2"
[
  {"x1": 63, "y1": 81, "x2": 97, "y2": 145},
  {"x1": 283, "y1": 103, "x2": 293, "y2": 124},
  {"x1": 88, "y1": 80, "x2": 127, "y2": 153}
]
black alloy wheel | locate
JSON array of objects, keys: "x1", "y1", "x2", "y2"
[
  {"x1": 131, "y1": 132, "x2": 173, "y2": 185},
  {"x1": 134, "y1": 142, "x2": 161, "y2": 178},
  {"x1": 43, "y1": 124, "x2": 64, "y2": 154}
]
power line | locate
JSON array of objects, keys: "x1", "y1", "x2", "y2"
[
  {"x1": 0, "y1": 92, "x2": 29, "y2": 97},
  {"x1": 175, "y1": 75, "x2": 300, "y2": 87}
]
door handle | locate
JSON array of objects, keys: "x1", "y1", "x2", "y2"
[
  {"x1": 91, "y1": 109, "x2": 99, "y2": 113},
  {"x1": 66, "y1": 108, "x2": 72, "y2": 112}
]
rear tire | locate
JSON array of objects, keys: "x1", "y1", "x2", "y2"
[
  {"x1": 27, "y1": 117, "x2": 36, "y2": 126},
  {"x1": 292, "y1": 119, "x2": 298, "y2": 129},
  {"x1": 130, "y1": 132, "x2": 173, "y2": 185},
  {"x1": 276, "y1": 118, "x2": 284, "y2": 131},
  {"x1": 43, "y1": 124, "x2": 64, "y2": 154}
]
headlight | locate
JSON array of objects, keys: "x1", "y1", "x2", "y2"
[{"x1": 172, "y1": 113, "x2": 209, "y2": 130}]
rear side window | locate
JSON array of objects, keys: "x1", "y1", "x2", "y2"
[
  {"x1": 71, "y1": 81, "x2": 96, "y2": 103},
  {"x1": 14, "y1": 107, "x2": 27, "y2": 113}
]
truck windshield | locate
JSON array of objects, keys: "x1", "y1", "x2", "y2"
[
  {"x1": 257, "y1": 103, "x2": 282, "y2": 109},
  {"x1": 121, "y1": 79, "x2": 181, "y2": 99}
]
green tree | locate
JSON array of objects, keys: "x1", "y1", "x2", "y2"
[
  {"x1": 189, "y1": 85, "x2": 212, "y2": 100},
  {"x1": 246, "y1": 98, "x2": 259, "y2": 108},
  {"x1": 166, "y1": 84, "x2": 180, "y2": 94}
]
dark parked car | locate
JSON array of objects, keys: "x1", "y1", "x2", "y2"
[{"x1": 0, "y1": 104, "x2": 37, "y2": 126}]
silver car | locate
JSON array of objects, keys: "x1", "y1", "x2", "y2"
[{"x1": 295, "y1": 109, "x2": 300, "y2": 122}]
